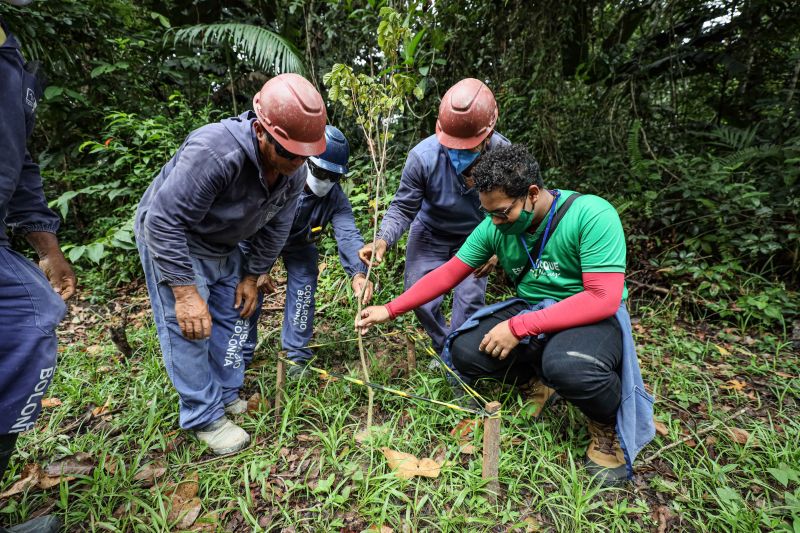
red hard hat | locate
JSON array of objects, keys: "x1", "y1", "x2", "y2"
[
  {"x1": 252, "y1": 73, "x2": 327, "y2": 156},
  {"x1": 435, "y1": 78, "x2": 498, "y2": 149}
]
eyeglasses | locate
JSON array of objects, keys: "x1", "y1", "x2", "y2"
[
  {"x1": 480, "y1": 196, "x2": 524, "y2": 220},
  {"x1": 308, "y1": 160, "x2": 343, "y2": 183},
  {"x1": 268, "y1": 133, "x2": 305, "y2": 161}
]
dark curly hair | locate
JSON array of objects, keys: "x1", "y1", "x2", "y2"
[{"x1": 472, "y1": 144, "x2": 543, "y2": 197}]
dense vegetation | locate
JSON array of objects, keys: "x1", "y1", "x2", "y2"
[{"x1": 3, "y1": 0, "x2": 798, "y2": 331}]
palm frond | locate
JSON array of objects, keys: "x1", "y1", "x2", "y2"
[{"x1": 174, "y1": 23, "x2": 305, "y2": 75}]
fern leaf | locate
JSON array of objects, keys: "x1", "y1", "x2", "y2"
[{"x1": 174, "y1": 23, "x2": 306, "y2": 75}]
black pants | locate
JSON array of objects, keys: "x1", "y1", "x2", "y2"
[{"x1": 450, "y1": 302, "x2": 622, "y2": 424}]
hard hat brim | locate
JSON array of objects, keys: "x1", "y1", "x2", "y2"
[
  {"x1": 435, "y1": 123, "x2": 492, "y2": 150},
  {"x1": 309, "y1": 156, "x2": 348, "y2": 175}
]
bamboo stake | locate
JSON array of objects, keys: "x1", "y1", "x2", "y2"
[
  {"x1": 405, "y1": 334, "x2": 417, "y2": 374},
  {"x1": 274, "y1": 358, "x2": 286, "y2": 424},
  {"x1": 482, "y1": 401, "x2": 502, "y2": 504}
]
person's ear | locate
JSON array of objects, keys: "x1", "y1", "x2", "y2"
[{"x1": 527, "y1": 184, "x2": 541, "y2": 202}]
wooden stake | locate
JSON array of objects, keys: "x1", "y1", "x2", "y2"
[
  {"x1": 482, "y1": 401, "x2": 501, "y2": 503},
  {"x1": 275, "y1": 359, "x2": 286, "y2": 424},
  {"x1": 405, "y1": 335, "x2": 416, "y2": 374}
]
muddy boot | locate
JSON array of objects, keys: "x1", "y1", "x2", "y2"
[
  {"x1": 223, "y1": 398, "x2": 248, "y2": 415},
  {"x1": 585, "y1": 419, "x2": 628, "y2": 487},
  {"x1": 2, "y1": 515, "x2": 62, "y2": 533},
  {"x1": 518, "y1": 376, "x2": 558, "y2": 417},
  {"x1": 194, "y1": 416, "x2": 250, "y2": 455}
]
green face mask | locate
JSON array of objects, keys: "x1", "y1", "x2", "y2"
[{"x1": 495, "y1": 199, "x2": 534, "y2": 235}]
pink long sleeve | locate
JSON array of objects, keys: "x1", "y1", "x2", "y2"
[
  {"x1": 508, "y1": 272, "x2": 625, "y2": 338},
  {"x1": 385, "y1": 256, "x2": 474, "y2": 318}
]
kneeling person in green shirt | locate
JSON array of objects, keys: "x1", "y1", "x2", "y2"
[{"x1": 356, "y1": 145, "x2": 654, "y2": 485}]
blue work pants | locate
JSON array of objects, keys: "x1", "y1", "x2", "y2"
[
  {"x1": 404, "y1": 220, "x2": 487, "y2": 354},
  {"x1": 0, "y1": 247, "x2": 66, "y2": 434},
  {"x1": 243, "y1": 245, "x2": 319, "y2": 366},
  {"x1": 137, "y1": 240, "x2": 248, "y2": 430}
]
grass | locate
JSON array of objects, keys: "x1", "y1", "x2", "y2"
[{"x1": 1, "y1": 266, "x2": 799, "y2": 532}]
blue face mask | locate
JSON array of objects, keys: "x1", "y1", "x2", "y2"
[{"x1": 447, "y1": 148, "x2": 481, "y2": 176}]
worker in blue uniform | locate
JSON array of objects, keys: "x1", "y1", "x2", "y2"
[
  {"x1": 243, "y1": 126, "x2": 373, "y2": 375},
  {"x1": 1, "y1": 3, "x2": 76, "y2": 531},
  {"x1": 358, "y1": 78, "x2": 509, "y2": 355}
]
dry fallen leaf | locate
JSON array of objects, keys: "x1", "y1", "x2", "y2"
[
  {"x1": 44, "y1": 452, "x2": 95, "y2": 477},
  {"x1": 0, "y1": 462, "x2": 79, "y2": 497},
  {"x1": 721, "y1": 379, "x2": 747, "y2": 391},
  {"x1": 165, "y1": 472, "x2": 199, "y2": 500},
  {"x1": 165, "y1": 473, "x2": 201, "y2": 529},
  {"x1": 523, "y1": 516, "x2": 541, "y2": 532},
  {"x1": 169, "y1": 497, "x2": 202, "y2": 529},
  {"x1": 361, "y1": 526, "x2": 393, "y2": 533},
  {"x1": 653, "y1": 418, "x2": 669, "y2": 437},
  {"x1": 459, "y1": 444, "x2": 477, "y2": 455},
  {"x1": 0, "y1": 464, "x2": 42, "y2": 498},
  {"x1": 246, "y1": 392, "x2": 270, "y2": 413},
  {"x1": 40, "y1": 397, "x2": 62, "y2": 408},
  {"x1": 381, "y1": 448, "x2": 442, "y2": 480},
  {"x1": 91, "y1": 396, "x2": 113, "y2": 418},
  {"x1": 451, "y1": 418, "x2": 480, "y2": 443},
  {"x1": 727, "y1": 427, "x2": 753, "y2": 445},
  {"x1": 133, "y1": 460, "x2": 167, "y2": 486},
  {"x1": 354, "y1": 429, "x2": 371, "y2": 444}
]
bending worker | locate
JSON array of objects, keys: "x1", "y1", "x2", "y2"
[
  {"x1": 243, "y1": 125, "x2": 373, "y2": 376},
  {"x1": 135, "y1": 74, "x2": 327, "y2": 455},
  {"x1": 359, "y1": 78, "x2": 508, "y2": 355},
  {"x1": 357, "y1": 145, "x2": 654, "y2": 486}
]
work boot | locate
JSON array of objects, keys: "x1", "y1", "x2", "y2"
[
  {"x1": 1, "y1": 515, "x2": 61, "y2": 533},
  {"x1": 194, "y1": 416, "x2": 250, "y2": 455},
  {"x1": 518, "y1": 376, "x2": 558, "y2": 417},
  {"x1": 585, "y1": 419, "x2": 628, "y2": 486},
  {"x1": 223, "y1": 398, "x2": 248, "y2": 415},
  {"x1": 286, "y1": 361, "x2": 309, "y2": 381}
]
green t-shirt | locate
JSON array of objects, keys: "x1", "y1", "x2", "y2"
[{"x1": 456, "y1": 190, "x2": 628, "y2": 303}]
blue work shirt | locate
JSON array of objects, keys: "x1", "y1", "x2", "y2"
[
  {"x1": 282, "y1": 184, "x2": 367, "y2": 278},
  {"x1": 135, "y1": 111, "x2": 306, "y2": 286},
  {"x1": 376, "y1": 132, "x2": 510, "y2": 247},
  {"x1": 0, "y1": 19, "x2": 61, "y2": 247}
]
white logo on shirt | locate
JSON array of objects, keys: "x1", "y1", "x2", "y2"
[{"x1": 25, "y1": 88, "x2": 37, "y2": 111}]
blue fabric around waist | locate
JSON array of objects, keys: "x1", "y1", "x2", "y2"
[{"x1": 441, "y1": 297, "x2": 655, "y2": 478}]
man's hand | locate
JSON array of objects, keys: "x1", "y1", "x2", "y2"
[
  {"x1": 39, "y1": 253, "x2": 77, "y2": 301},
  {"x1": 26, "y1": 231, "x2": 77, "y2": 300},
  {"x1": 355, "y1": 305, "x2": 391, "y2": 335},
  {"x1": 478, "y1": 319, "x2": 519, "y2": 360},
  {"x1": 234, "y1": 274, "x2": 259, "y2": 318},
  {"x1": 473, "y1": 255, "x2": 498, "y2": 278},
  {"x1": 358, "y1": 239, "x2": 388, "y2": 267},
  {"x1": 172, "y1": 285, "x2": 212, "y2": 340},
  {"x1": 257, "y1": 273, "x2": 278, "y2": 295},
  {"x1": 351, "y1": 273, "x2": 374, "y2": 305}
]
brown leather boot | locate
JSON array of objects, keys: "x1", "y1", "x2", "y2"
[
  {"x1": 518, "y1": 376, "x2": 558, "y2": 417},
  {"x1": 585, "y1": 419, "x2": 628, "y2": 486}
]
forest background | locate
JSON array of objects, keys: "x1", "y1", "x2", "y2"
[{"x1": 2, "y1": 0, "x2": 798, "y2": 329}]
